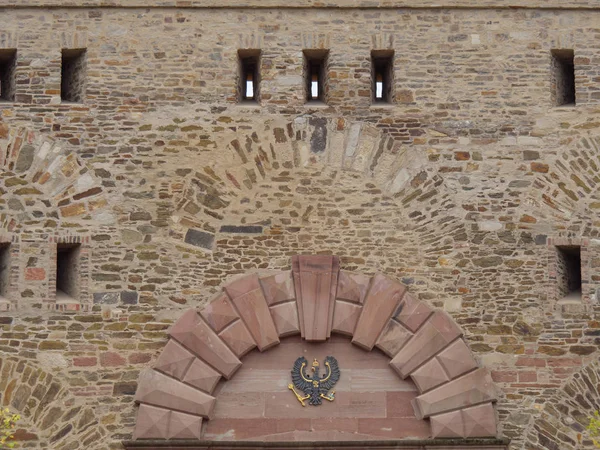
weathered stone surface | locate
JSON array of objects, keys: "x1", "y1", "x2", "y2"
[
  {"x1": 184, "y1": 228, "x2": 214, "y2": 250},
  {"x1": 1, "y1": 0, "x2": 599, "y2": 445},
  {"x1": 269, "y1": 301, "x2": 300, "y2": 337},
  {"x1": 183, "y1": 358, "x2": 221, "y2": 394},
  {"x1": 201, "y1": 292, "x2": 239, "y2": 333},
  {"x1": 133, "y1": 404, "x2": 170, "y2": 440},
  {"x1": 375, "y1": 319, "x2": 412, "y2": 357},
  {"x1": 135, "y1": 369, "x2": 215, "y2": 418},
  {"x1": 391, "y1": 311, "x2": 462, "y2": 378},
  {"x1": 413, "y1": 368, "x2": 497, "y2": 419},
  {"x1": 331, "y1": 300, "x2": 362, "y2": 336},
  {"x1": 228, "y1": 287, "x2": 280, "y2": 351},
  {"x1": 154, "y1": 340, "x2": 195, "y2": 380},
  {"x1": 292, "y1": 255, "x2": 339, "y2": 341},
  {"x1": 352, "y1": 274, "x2": 405, "y2": 350},
  {"x1": 259, "y1": 271, "x2": 295, "y2": 306},
  {"x1": 336, "y1": 271, "x2": 371, "y2": 304},
  {"x1": 169, "y1": 309, "x2": 241, "y2": 379}
]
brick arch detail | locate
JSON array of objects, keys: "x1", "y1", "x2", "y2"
[
  {"x1": 0, "y1": 123, "x2": 112, "y2": 232},
  {"x1": 133, "y1": 255, "x2": 499, "y2": 441},
  {"x1": 523, "y1": 358, "x2": 600, "y2": 449},
  {"x1": 167, "y1": 116, "x2": 457, "y2": 253},
  {"x1": 0, "y1": 356, "x2": 105, "y2": 448}
]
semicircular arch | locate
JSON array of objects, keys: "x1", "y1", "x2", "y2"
[{"x1": 131, "y1": 254, "x2": 501, "y2": 443}]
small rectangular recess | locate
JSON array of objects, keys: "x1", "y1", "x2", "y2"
[
  {"x1": 371, "y1": 49, "x2": 394, "y2": 104},
  {"x1": 0, "y1": 243, "x2": 10, "y2": 298},
  {"x1": 61, "y1": 48, "x2": 87, "y2": 103},
  {"x1": 303, "y1": 49, "x2": 329, "y2": 103},
  {"x1": 56, "y1": 243, "x2": 82, "y2": 301},
  {"x1": 555, "y1": 245, "x2": 581, "y2": 301},
  {"x1": 551, "y1": 49, "x2": 575, "y2": 106},
  {"x1": 0, "y1": 49, "x2": 17, "y2": 102},
  {"x1": 238, "y1": 49, "x2": 261, "y2": 103}
]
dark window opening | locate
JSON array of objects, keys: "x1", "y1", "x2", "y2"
[
  {"x1": 61, "y1": 48, "x2": 87, "y2": 103},
  {"x1": 556, "y1": 245, "x2": 581, "y2": 301},
  {"x1": 56, "y1": 244, "x2": 81, "y2": 300},
  {"x1": 238, "y1": 49, "x2": 261, "y2": 102},
  {"x1": 0, "y1": 244, "x2": 10, "y2": 298},
  {"x1": 304, "y1": 50, "x2": 328, "y2": 103},
  {"x1": 372, "y1": 50, "x2": 394, "y2": 103},
  {"x1": 551, "y1": 49, "x2": 575, "y2": 106},
  {"x1": 0, "y1": 50, "x2": 17, "y2": 102}
]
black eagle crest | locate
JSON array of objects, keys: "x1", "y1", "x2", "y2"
[{"x1": 288, "y1": 356, "x2": 340, "y2": 406}]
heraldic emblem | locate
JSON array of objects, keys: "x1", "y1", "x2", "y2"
[{"x1": 288, "y1": 356, "x2": 340, "y2": 406}]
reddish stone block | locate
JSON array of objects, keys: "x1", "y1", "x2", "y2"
[
  {"x1": 154, "y1": 340, "x2": 195, "y2": 379},
  {"x1": 357, "y1": 417, "x2": 430, "y2": 439},
  {"x1": 491, "y1": 370, "x2": 517, "y2": 383},
  {"x1": 100, "y1": 351, "x2": 126, "y2": 367},
  {"x1": 167, "y1": 410, "x2": 202, "y2": 439},
  {"x1": 462, "y1": 402, "x2": 497, "y2": 437},
  {"x1": 223, "y1": 273, "x2": 261, "y2": 300},
  {"x1": 352, "y1": 274, "x2": 406, "y2": 350},
  {"x1": 310, "y1": 418, "x2": 358, "y2": 433},
  {"x1": 128, "y1": 353, "x2": 153, "y2": 364},
  {"x1": 169, "y1": 309, "x2": 241, "y2": 379},
  {"x1": 436, "y1": 339, "x2": 477, "y2": 380},
  {"x1": 391, "y1": 311, "x2": 462, "y2": 378},
  {"x1": 73, "y1": 356, "x2": 97, "y2": 367},
  {"x1": 259, "y1": 271, "x2": 295, "y2": 305},
  {"x1": 183, "y1": 358, "x2": 221, "y2": 394},
  {"x1": 135, "y1": 369, "x2": 215, "y2": 418},
  {"x1": 200, "y1": 292, "x2": 239, "y2": 333},
  {"x1": 292, "y1": 255, "x2": 339, "y2": 341},
  {"x1": 386, "y1": 391, "x2": 419, "y2": 418},
  {"x1": 518, "y1": 371, "x2": 537, "y2": 382},
  {"x1": 336, "y1": 271, "x2": 371, "y2": 304},
  {"x1": 133, "y1": 404, "x2": 170, "y2": 440},
  {"x1": 229, "y1": 287, "x2": 279, "y2": 351},
  {"x1": 411, "y1": 357, "x2": 449, "y2": 393},
  {"x1": 204, "y1": 418, "x2": 278, "y2": 441},
  {"x1": 394, "y1": 292, "x2": 433, "y2": 333},
  {"x1": 376, "y1": 319, "x2": 412, "y2": 357},
  {"x1": 413, "y1": 368, "x2": 497, "y2": 419},
  {"x1": 332, "y1": 300, "x2": 362, "y2": 336},
  {"x1": 269, "y1": 301, "x2": 300, "y2": 337},
  {"x1": 218, "y1": 319, "x2": 256, "y2": 357},
  {"x1": 25, "y1": 268, "x2": 45, "y2": 281},
  {"x1": 431, "y1": 409, "x2": 464, "y2": 438}
]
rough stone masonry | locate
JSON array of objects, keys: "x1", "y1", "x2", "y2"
[{"x1": 0, "y1": 1, "x2": 600, "y2": 449}]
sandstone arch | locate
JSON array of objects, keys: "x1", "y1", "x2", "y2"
[{"x1": 131, "y1": 255, "x2": 501, "y2": 443}]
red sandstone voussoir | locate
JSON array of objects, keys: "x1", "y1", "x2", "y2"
[
  {"x1": 135, "y1": 369, "x2": 216, "y2": 418},
  {"x1": 352, "y1": 273, "x2": 406, "y2": 350},
  {"x1": 169, "y1": 309, "x2": 241, "y2": 379}
]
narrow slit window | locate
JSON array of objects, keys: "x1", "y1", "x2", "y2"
[
  {"x1": 372, "y1": 50, "x2": 394, "y2": 103},
  {"x1": 304, "y1": 50, "x2": 328, "y2": 103},
  {"x1": 0, "y1": 244, "x2": 10, "y2": 298},
  {"x1": 238, "y1": 49, "x2": 260, "y2": 102},
  {"x1": 61, "y1": 48, "x2": 87, "y2": 103},
  {"x1": 0, "y1": 49, "x2": 17, "y2": 102},
  {"x1": 551, "y1": 49, "x2": 575, "y2": 106},
  {"x1": 556, "y1": 245, "x2": 581, "y2": 301},
  {"x1": 56, "y1": 244, "x2": 81, "y2": 301}
]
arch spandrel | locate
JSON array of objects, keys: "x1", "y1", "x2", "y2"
[{"x1": 129, "y1": 255, "x2": 505, "y2": 447}]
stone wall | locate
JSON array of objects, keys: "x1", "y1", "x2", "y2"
[{"x1": 0, "y1": 4, "x2": 599, "y2": 450}]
